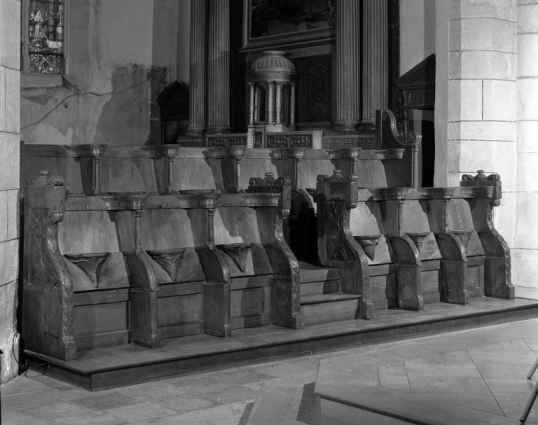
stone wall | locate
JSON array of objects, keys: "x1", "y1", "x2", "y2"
[
  {"x1": 21, "y1": 0, "x2": 186, "y2": 146},
  {"x1": 0, "y1": 0, "x2": 21, "y2": 384},
  {"x1": 438, "y1": 0, "x2": 518, "y2": 252},
  {"x1": 515, "y1": 0, "x2": 538, "y2": 288}
]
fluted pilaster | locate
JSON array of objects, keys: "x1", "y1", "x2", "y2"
[
  {"x1": 206, "y1": 0, "x2": 231, "y2": 134},
  {"x1": 187, "y1": 0, "x2": 207, "y2": 136},
  {"x1": 334, "y1": 0, "x2": 361, "y2": 131},
  {"x1": 361, "y1": 0, "x2": 389, "y2": 130}
]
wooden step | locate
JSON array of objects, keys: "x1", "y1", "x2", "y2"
[
  {"x1": 301, "y1": 293, "x2": 361, "y2": 326},
  {"x1": 300, "y1": 279, "x2": 340, "y2": 296},
  {"x1": 298, "y1": 261, "x2": 340, "y2": 283}
]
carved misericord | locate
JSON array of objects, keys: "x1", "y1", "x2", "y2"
[
  {"x1": 216, "y1": 243, "x2": 254, "y2": 273},
  {"x1": 65, "y1": 253, "x2": 111, "y2": 288},
  {"x1": 247, "y1": 172, "x2": 289, "y2": 193},
  {"x1": 146, "y1": 248, "x2": 186, "y2": 281}
]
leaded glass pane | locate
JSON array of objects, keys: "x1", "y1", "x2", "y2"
[{"x1": 28, "y1": 0, "x2": 64, "y2": 74}]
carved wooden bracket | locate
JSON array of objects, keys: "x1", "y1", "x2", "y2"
[
  {"x1": 216, "y1": 243, "x2": 254, "y2": 272},
  {"x1": 68, "y1": 144, "x2": 107, "y2": 195},
  {"x1": 146, "y1": 248, "x2": 186, "y2": 281},
  {"x1": 143, "y1": 145, "x2": 180, "y2": 194},
  {"x1": 271, "y1": 147, "x2": 306, "y2": 188},
  {"x1": 205, "y1": 146, "x2": 246, "y2": 193},
  {"x1": 376, "y1": 109, "x2": 422, "y2": 188},
  {"x1": 65, "y1": 252, "x2": 111, "y2": 288},
  {"x1": 405, "y1": 232, "x2": 429, "y2": 253},
  {"x1": 353, "y1": 235, "x2": 380, "y2": 261}
]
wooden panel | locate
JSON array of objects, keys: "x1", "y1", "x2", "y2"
[
  {"x1": 214, "y1": 207, "x2": 261, "y2": 244},
  {"x1": 420, "y1": 234, "x2": 441, "y2": 261},
  {"x1": 355, "y1": 160, "x2": 388, "y2": 188},
  {"x1": 100, "y1": 157, "x2": 157, "y2": 193},
  {"x1": 76, "y1": 331, "x2": 130, "y2": 351},
  {"x1": 241, "y1": 158, "x2": 278, "y2": 189},
  {"x1": 297, "y1": 158, "x2": 335, "y2": 189},
  {"x1": 231, "y1": 275, "x2": 272, "y2": 290},
  {"x1": 157, "y1": 294, "x2": 203, "y2": 327},
  {"x1": 148, "y1": 248, "x2": 206, "y2": 284},
  {"x1": 21, "y1": 157, "x2": 84, "y2": 194},
  {"x1": 230, "y1": 314, "x2": 269, "y2": 329},
  {"x1": 300, "y1": 280, "x2": 340, "y2": 296},
  {"x1": 367, "y1": 236, "x2": 394, "y2": 266},
  {"x1": 301, "y1": 298, "x2": 359, "y2": 326},
  {"x1": 369, "y1": 263, "x2": 396, "y2": 276},
  {"x1": 369, "y1": 274, "x2": 396, "y2": 304},
  {"x1": 74, "y1": 289, "x2": 129, "y2": 306},
  {"x1": 467, "y1": 256, "x2": 485, "y2": 267},
  {"x1": 172, "y1": 157, "x2": 219, "y2": 191},
  {"x1": 421, "y1": 259, "x2": 441, "y2": 271},
  {"x1": 59, "y1": 211, "x2": 120, "y2": 254},
  {"x1": 141, "y1": 209, "x2": 195, "y2": 250},
  {"x1": 421, "y1": 270, "x2": 439, "y2": 295},
  {"x1": 158, "y1": 281, "x2": 204, "y2": 298},
  {"x1": 231, "y1": 287, "x2": 264, "y2": 318},
  {"x1": 466, "y1": 265, "x2": 484, "y2": 293},
  {"x1": 159, "y1": 322, "x2": 204, "y2": 339},
  {"x1": 73, "y1": 302, "x2": 129, "y2": 338},
  {"x1": 349, "y1": 203, "x2": 382, "y2": 238}
]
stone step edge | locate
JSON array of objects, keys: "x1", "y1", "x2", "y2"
[{"x1": 314, "y1": 383, "x2": 520, "y2": 425}]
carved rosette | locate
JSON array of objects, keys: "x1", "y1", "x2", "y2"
[{"x1": 147, "y1": 248, "x2": 186, "y2": 281}]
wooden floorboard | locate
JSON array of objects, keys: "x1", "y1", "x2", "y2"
[{"x1": 23, "y1": 297, "x2": 538, "y2": 391}]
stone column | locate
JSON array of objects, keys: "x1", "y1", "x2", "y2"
[
  {"x1": 360, "y1": 0, "x2": 389, "y2": 130},
  {"x1": 333, "y1": 0, "x2": 361, "y2": 131},
  {"x1": 515, "y1": 1, "x2": 538, "y2": 288},
  {"x1": 0, "y1": 0, "x2": 20, "y2": 384},
  {"x1": 206, "y1": 0, "x2": 231, "y2": 134},
  {"x1": 187, "y1": 0, "x2": 207, "y2": 136},
  {"x1": 440, "y1": 2, "x2": 517, "y2": 265}
]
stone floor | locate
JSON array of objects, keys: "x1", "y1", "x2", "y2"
[{"x1": 3, "y1": 295, "x2": 538, "y2": 424}]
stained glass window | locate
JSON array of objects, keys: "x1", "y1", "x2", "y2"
[{"x1": 27, "y1": 0, "x2": 65, "y2": 74}]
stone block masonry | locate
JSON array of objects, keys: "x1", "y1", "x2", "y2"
[{"x1": 0, "y1": 0, "x2": 20, "y2": 385}]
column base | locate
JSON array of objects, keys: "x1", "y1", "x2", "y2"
[
  {"x1": 205, "y1": 127, "x2": 232, "y2": 135},
  {"x1": 358, "y1": 119, "x2": 376, "y2": 132},
  {"x1": 333, "y1": 120, "x2": 360, "y2": 132}
]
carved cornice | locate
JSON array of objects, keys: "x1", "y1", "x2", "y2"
[
  {"x1": 100, "y1": 192, "x2": 147, "y2": 211},
  {"x1": 204, "y1": 145, "x2": 246, "y2": 159},
  {"x1": 266, "y1": 134, "x2": 312, "y2": 148},
  {"x1": 142, "y1": 145, "x2": 180, "y2": 159},
  {"x1": 206, "y1": 135, "x2": 247, "y2": 148},
  {"x1": 67, "y1": 144, "x2": 107, "y2": 158}
]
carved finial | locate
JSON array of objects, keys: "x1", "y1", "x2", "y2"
[
  {"x1": 461, "y1": 170, "x2": 501, "y2": 182},
  {"x1": 26, "y1": 170, "x2": 64, "y2": 187}
]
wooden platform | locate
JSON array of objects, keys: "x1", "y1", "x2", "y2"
[{"x1": 23, "y1": 296, "x2": 538, "y2": 391}]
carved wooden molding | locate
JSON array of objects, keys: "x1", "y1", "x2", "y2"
[
  {"x1": 99, "y1": 192, "x2": 147, "y2": 211},
  {"x1": 206, "y1": 135, "x2": 247, "y2": 148}
]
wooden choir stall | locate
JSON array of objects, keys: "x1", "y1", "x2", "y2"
[{"x1": 19, "y1": 110, "x2": 516, "y2": 388}]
